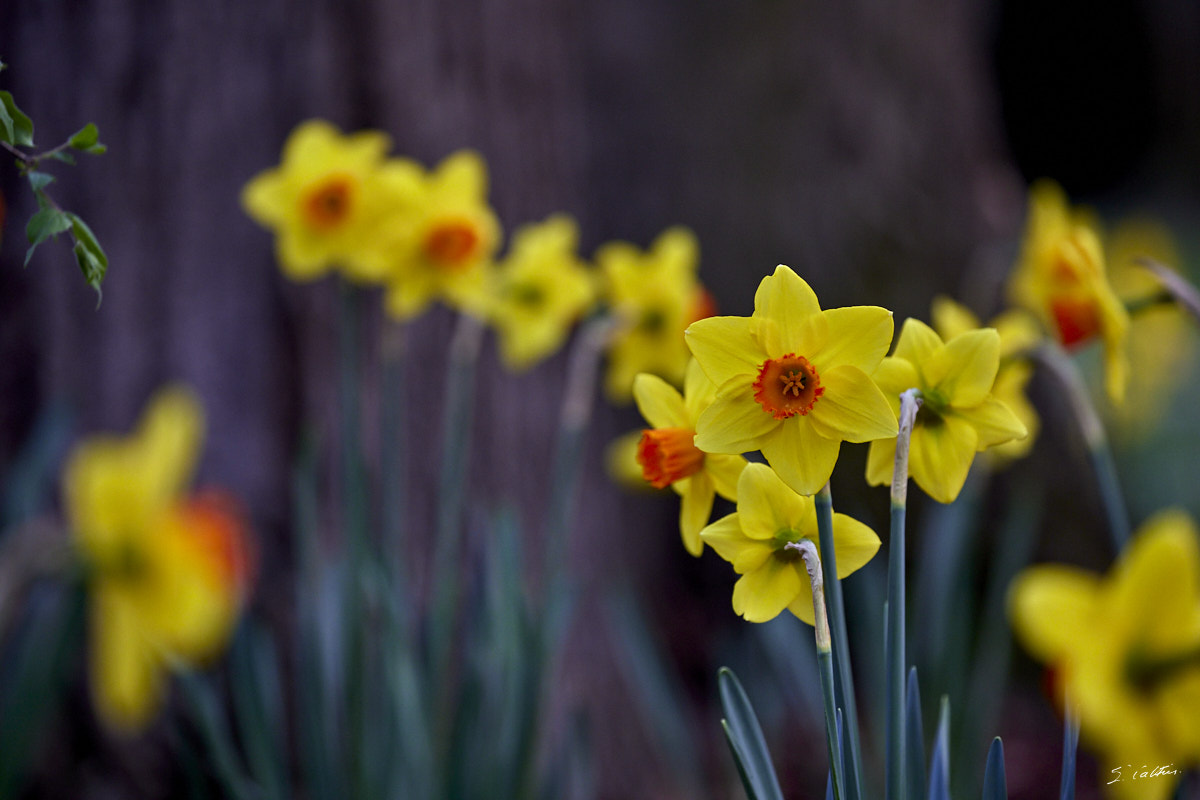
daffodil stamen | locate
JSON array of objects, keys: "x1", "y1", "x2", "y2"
[
  {"x1": 753, "y1": 353, "x2": 824, "y2": 419},
  {"x1": 636, "y1": 427, "x2": 705, "y2": 488},
  {"x1": 423, "y1": 219, "x2": 481, "y2": 269},
  {"x1": 302, "y1": 175, "x2": 355, "y2": 230}
]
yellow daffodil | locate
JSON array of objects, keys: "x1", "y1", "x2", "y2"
[
  {"x1": 598, "y1": 226, "x2": 714, "y2": 403},
  {"x1": 241, "y1": 119, "x2": 397, "y2": 283},
  {"x1": 381, "y1": 150, "x2": 502, "y2": 321},
  {"x1": 633, "y1": 359, "x2": 748, "y2": 556},
  {"x1": 866, "y1": 318, "x2": 1027, "y2": 503},
  {"x1": 930, "y1": 296, "x2": 1041, "y2": 463},
  {"x1": 700, "y1": 463, "x2": 880, "y2": 623},
  {"x1": 685, "y1": 265, "x2": 897, "y2": 497},
  {"x1": 486, "y1": 214, "x2": 596, "y2": 371},
  {"x1": 1009, "y1": 510, "x2": 1200, "y2": 800},
  {"x1": 1007, "y1": 179, "x2": 1130, "y2": 404},
  {"x1": 605, "y1": 431, "x2": 664, "y2": 493},
  {"x1": 1105, "y1": 216, "x2": 1194, "y2": 437},
  {"x1": 64, "y1": 388, "x2": 253, "y2": 732}
]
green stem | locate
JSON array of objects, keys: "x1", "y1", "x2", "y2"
[
  {"x1": 815, "y1": 483, "x2": 864, "y2": 800},
  {"x1": 791, "y1": 539, "x2": 843, "y2": 800},
  {"x1": 380, "y1": 319, "x2": 410, "y2": 610},
  {"x1": 1033, "y1": 344, "x2": 1130, "y2": 552},
  {"x1": 887, "y1": 388, "x2": 921, "y2": 800}
]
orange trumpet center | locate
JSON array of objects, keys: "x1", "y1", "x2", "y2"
[
  {"x1": 753, "y1": 353, "x2": 823, "y2": 419},
  {"x1": 423, "y1": 219, "x2": 481, "y2": 269},
  {"x1": 303, "y1": 175, "x2": 355, "y2": 231},
  {"x1": 1049, "y1": 296, "x2": 1101, "y2": 348},
  {"x1": 637, "y1": 427, "x2": 705, "y2": 489}
]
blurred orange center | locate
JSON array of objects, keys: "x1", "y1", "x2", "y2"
[
  {"x1": 1050, "y1": 296, "x2": 1100, "y2": 348},
  {"x1": 754, "y1": 353, "x2": 823, "y2": 419},
  {"x1": 303, "y1": 176, "x2": 354, "y2": 230},
  {"x1": 637, "y1": 428, "x2": 704, "y2": 488},
  {"x1": 423, "y1": 220, "x2": 480, "y2": 268},
  {"x1": 174, "y1": 490, "x2": 256, "y2": 598}
]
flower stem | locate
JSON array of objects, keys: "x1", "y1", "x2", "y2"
[
  {"x1": 887, "y1": 388, "x2": 921, "y2": 800},
  {"x1": 815, "y1": 483, "x2": 864, "y2": 800},
  {"x1": 789, "y1": 538, "x2": 843, "y2": 800}
]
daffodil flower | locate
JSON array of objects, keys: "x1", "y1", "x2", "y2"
[
  {"x1": 486, "y1": 214, "x2": 596, "y2": 371},
  {"x1": 381, "y1": 150, "x2": 502, "y2": 320},
  {"x1": 633, "y1": 360, "x2": 747, "y2": 556},
  {"x1": 866, "y1": 318, "x2": 1027, "y2": 503},
  {"x1": 241, "y1": 119, "x2": 397, "y2": 283},
  {"x1": 700, "y1": 463, "x2": 880, "y2": 623},
  {"x1": 64, "y1": 388, "x2": 252, "y2": 731},
  {"x1": 931, "y1": 296, "x2": 1042, "y2": 463},
  {"x1": 1009, "y1": 510, "x2": 1200, "y2": 800},
  {"x1": 685, "y1": 265, "x2": 897, "y2": 496},
  {"x1": 1007, "y1": 179, "x2": 1129, "y2": 404},
  {"x1": 598, "y1": 226, "x2": 713, "y2": 403}
]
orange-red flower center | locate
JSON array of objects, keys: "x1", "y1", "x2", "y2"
[
  {"x1": 637, "y1": 427, "x2": 704, "y2": 489},
  {"x1": 423, "y1": 219, "x2": 481, "y2": 269},
  {"x1": 174, "y1": 490, "x2": 256, "y2": 600},
  {"x1": 753, "y1": 353, "x2": 823, "y2": 419},
  {"x1": 1050, "y1": 296, "x2": 1101, "y2": 348},
  {"x1": 303, "y1": 175, "x2": 355, "y2": 231}
]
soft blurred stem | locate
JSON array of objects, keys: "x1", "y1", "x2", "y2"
[
  {"x1": 814, "y1": 483, "x2": 864, "y2": 800},
  {"x1": 1032, "y1": 344, "x2": 1130, "y2": 552},
  {"x1": 791, "y1": 538, "x2": 844, "y2": 800},
  {"x1": 887, "y1": 388, "x2": 921, "y2": 800},
  {"x1": 380, "y1": 319, "x2": 410, "y2": 609},
  {"x1": 1137, "y1": 258, "x2": 1200, "y2": 324},
  {"x1": 429, "y1": 312, "x2": 484, "y2": 780}
]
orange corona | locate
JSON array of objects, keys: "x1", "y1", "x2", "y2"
[
  {"x1": 302, "y1": 175, "x2": 355, "y2": 230},
  {"x1": 424, "y1": 220, "x2": 480, "y2": 268},
  {"x1": 637, "y1": 427, "x2": 705, "y2": 488},
  {"x1": 753, "y1": 353, "x2": 824, "y2": 419}
]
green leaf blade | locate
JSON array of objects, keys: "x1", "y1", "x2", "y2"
[
  {"x1": 0, "y1": 90, "x2": 33, "y2": 146},
  {"x1": 718, "y1": 667, "x2": 785, "y2": 800},
  {"x1": 24, "y1": 207, "x2": 72, "y2": 266}
]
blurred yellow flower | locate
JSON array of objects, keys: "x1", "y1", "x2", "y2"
[
  {"x1": 598, "y1": 226, "x2": 713, "y2": 403},
  {"x1": 930, "y1": 296, "x2": 1041, "y2": 463},
  {"x1": 241, "y1": 119, "x2": 396, "y2": 283},
  {"x1": 633, "y1": 360, "x2": 747, "y2": 556},
  {"x1": 381, "y1": 150, "x2": 502, "y2": 321},
  {"x1": 686, "y1": 265, "x2": 896, "y2": 496},
  {"x1": 486, "y1": 214, "x2": 596, "y2": 371},
  {"x1": 1009, "y1": 510, "x2": 1200, "y2": 800},
  {"x1": 1007, "y1": 179, "x2": 1129, "y2": 404},
  {"x1": 866, "y1": 319, "x2": 1026, "y2": 503},
  {"x1": 1105, "y1": 216, "x2": 1194, "y2": 437},
  {"x1": 700, "y1": 463, "x2": 879, "y2": 623},
  {"x1": 64, "y1": 388, "x2": 253, "y2": 732}
]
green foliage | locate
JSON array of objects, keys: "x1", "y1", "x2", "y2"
[
  {"x1": 718, "y1": 667, "x2": 785, "y2": 800},
  {"x1": 1, "y1": 59, "x2": 109, "y2": 303}
]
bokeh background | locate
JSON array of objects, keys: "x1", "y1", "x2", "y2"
[{"x1": 2, "y1": 0, "x2": 1199, "y2": 797}]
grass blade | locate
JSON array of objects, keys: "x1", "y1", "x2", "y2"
[
  {"x1": 718, "y1": 667, "x2": 785, "y2": 800},
  {"x1": 982, "y1": 737, "x2": 1007, "y2": 800}
]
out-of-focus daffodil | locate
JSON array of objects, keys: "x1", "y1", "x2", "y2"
[
  {"x1": 486, "y1": 215, "x2": 596, "y2": 371},
  {"x1": 605, "y1": 430, "x2": 663, "y2": 493},
  {"x1": 381, "y1": 150, "x2": 501, "y2": 321},
  {"x1": 633, "y1": 360, "x2": 747, "y2": 556},
  {"x1": 1009, "y1": 510, "x2": 1200, "y2": 800},
  {"x1": 64, "y1": 388, "x2": 253, "y2": 732},
  {"x1": 685, "y1": 265, "x2": 897, "y2": 496},
  {"x1": 700, "y1": 463, "x2": 879, "y2": 623},
  {"x1": 866, "y1": 318, "x2": 1026, "y2": 503},
  {"x1": 1007, "y1": 180, "x2": 1129, "y2": 404},
  {"x1": 931, "y1": 296, "x2": 1041, "y2": 463},
  {"x1": 241, "y1": 119, "x2": 397, "y2": 283},
  {"x1": 598, "y1": 226, "x2": 713, "y2": 403},
  {"x1": 1105, "y1": 216, "x2": 1194, "y2": 436}
]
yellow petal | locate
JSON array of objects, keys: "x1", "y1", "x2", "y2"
[
  {"x1": 632, "y1": 373, "x2": 688, "y2": 430},
  {"x1": 1007, "y1": 565, "x2": 1102, "y2": 663},
  {"x1": 811, "y1": 306, "x2": 894, "y2": 374},
  {"x1": 684, "y1": 316, "x2": 763, "y2": 387},
  {"x1": 954, "y1": 396, "x2": 1027, "y2": 450},
  {"x1": 753, "y1": 266, "x2": 823, "y2": 354},
  {"x1": 807, "y1": 365, "x2": 898, "y2": 443},
  {"x1": 930, "y1": 296, "x2": 981, "y2": 341},
  {"x1": 865, "y1": 437, "x2": 897, "y2": 489},
  {"x1": 706, "y1": 453, "x2": 747, "y2": 500},
  {"x1": 435, "y1": 150, "x2": 488, "y2": 199},
  {"x1": 276, "y1": 228, "x2": 335, "y2": 281},
  {"x1": 679, "y1": 474, "x2": 715, "y2": 556},
  {"x1": 933, "y1": 328, "x2": 1000, "y2": 408},
  {"x1": 758, "y1": 417, "x2": 841, "y2": 496},
  {"x1": 682, "y1": 358, "x2": 718, "y2": 421},
  {"x1": 694, "y1": 380, "x2": 779, "y2": 454},
  {"x1": 735, "y1": 462, "x2": 813, "y2": 540},
  {"x1": 893, "y1": 318, "x2": 944, "y2": 378},
  {"x1": 91, "y1": 587, "x2": 165, "y2": 732},
  {"x1": 240, "y1": 169, "x2": 286, "y2": 226},
  {"x1": 908, "y1": 414, "x2": 978, "y2": 504},
  {"x1": 1111, "y1": 510, "x2": 1200, "y2": 653},
  {"x1": 872, "y1": 357, "x2": 920, "y2": 403},
  {"x1": 831, "y1": 513, "x2": 882, "y2": 579},
  {"x1": 732, "y1": 558, "x2": 803, "y2": 623},
  {"x1": 701, "y1": 513, "x2": 773, "y2": 574},
  {"x1": 137, "y1": 387, "x2": 204, "y2": 509}
]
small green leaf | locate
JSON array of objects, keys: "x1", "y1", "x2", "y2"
[
  {"x1": 24, "y1": 207, "x2": 72, "y2": 266},
  {"x1": 68, "y1": 122, "x2": 98, "y2": 150},
  {"x1": 0, "y1": 90, "x2": 33, "y2": 146},
  {"x1": 26, "y1": 171, "x2": 54, "y2": 192},
  {"x1": 48, "y1": 150, "x2": 76, "y2": 165}
]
